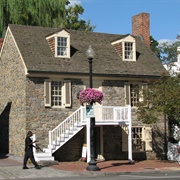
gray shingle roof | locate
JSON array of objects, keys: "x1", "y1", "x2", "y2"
[{"x1": 9, "y1": 24, "x2": 167, "y2": 77}]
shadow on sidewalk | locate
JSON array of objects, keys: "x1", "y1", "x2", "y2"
[
  {"x1": 97, "y1": 160, "x2": 135, "y2": 170},
  {"x1": 0, "y1": 154, "x2": 9, "y2": 159}
]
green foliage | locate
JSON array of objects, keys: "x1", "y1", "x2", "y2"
[
  {"x1": 65, "y1": 4, "x2": 95, "y2": 31},
  {"x1": 138, "y1": 76, "x2": 180, "y2": 124},
  {"x1": 150, "y1": 36, "x2": 180, "y2": 64},
  {"x1": 139, "y1": 35, "x2": 180, "y2": 123},
  {"x1": 0, "y1": 0, "x2": 95, "y2": 38},
  {"x1": 150, "y1": 36, "x2": 160, "y2": 59},
  {"x1": 158, "y1": 41, "x2": 180, "y2": 63},
  {"x1": 137, "y1": 106, "x2": 159, "y2": 124}
]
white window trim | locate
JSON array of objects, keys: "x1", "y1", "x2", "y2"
[
  {"x1": 123, "y1": 41, "x2": 136, "y2": 61},
  {"x1": 44, "y1": 79, "x2": 71, "y2": 108},
  {"x1": 111, "y1": 35, "x2": 136, "y2": 61}
]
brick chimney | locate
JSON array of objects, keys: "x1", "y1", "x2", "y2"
[
  {"x1": 0, "y1": 38, "x2": 3, "y2": 50},
  {"x1": 132, "y1": 13, "x2": 150, "y2": 46}
]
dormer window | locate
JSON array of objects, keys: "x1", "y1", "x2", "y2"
[
  {"x1": 46, "y1": 29, "x2": 70, "y2": 58},
  {"x1": 57, "y1": 37, "x2": 67, "y2": 56},
  {"x1": 124, "y1": 42, "x2": 133, "y2": 60},
  {"x1": 112, "y1": 35, "x2": 136, "y2": 61}
]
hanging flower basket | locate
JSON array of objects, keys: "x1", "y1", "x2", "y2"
[{"x1": 78, "y1": 88, "x2": 103, "y2": 105}]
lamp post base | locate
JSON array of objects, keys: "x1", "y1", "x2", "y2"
[{"x1": 86, "y1": 159, "x2": 100, "y2": 171}]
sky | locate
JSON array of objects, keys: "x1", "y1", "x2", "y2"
[{"x1": 69, "y1": 0, "x2": 180, "y2": 43}]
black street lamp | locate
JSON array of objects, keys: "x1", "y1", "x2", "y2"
[{"x1": 86, "y1": 45, "x2": 100, "y2": 171}]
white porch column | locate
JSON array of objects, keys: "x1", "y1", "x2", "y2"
[
  {"x1": 86, "y1": 117, "x2": 91, "y2": 162},
  {"x1": 128, "y1": 105, "x2": 132, "y2": 162}
]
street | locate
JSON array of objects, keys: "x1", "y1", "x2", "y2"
[{"x1": 8, "y1": 172, "x2": 180, "y2": 180}]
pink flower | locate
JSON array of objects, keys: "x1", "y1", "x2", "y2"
[{"x1": 78, "y1": 88, "x2": 103, "y2": 105}]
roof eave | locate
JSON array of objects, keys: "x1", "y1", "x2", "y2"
[{"x1": 26, "y1": 70, "x2": 164, "y2": 79}]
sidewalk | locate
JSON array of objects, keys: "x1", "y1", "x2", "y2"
[
  {"x1": 52, "y1": 159, "x2": 180, "y2": 174},
  {"x1": 0, "y1": 154, "x2": 180, "y2": 178}
]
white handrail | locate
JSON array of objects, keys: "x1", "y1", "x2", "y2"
[{"x1": 49, "y1": 106, "x2": 86, "y2": 148}]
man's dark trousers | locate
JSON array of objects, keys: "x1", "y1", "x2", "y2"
[{"x1": 23, "y1": 148, "x2": 38, "y2": 167}]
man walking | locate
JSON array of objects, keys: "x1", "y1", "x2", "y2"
[{"x1": 23, "y1": 131, "x2": 41, "y2": 169}]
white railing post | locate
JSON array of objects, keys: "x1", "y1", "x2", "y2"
[
  {"x1": 32, "y1": 134, "x2": 37, "y2": 161},
  {"x1": 113, "y1": 108, "x2": 116, "y2": 121},
  {"x1": 49, "y1": 131, "x2": 52, "y2": 155},
  {"x1": 80, "y1": 106, "x2": 84, "y2": 123},
  {"x1": 127, "y1": 105, "x2": 132, "y2": 162}
]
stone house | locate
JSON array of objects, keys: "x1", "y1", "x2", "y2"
[{"x1": 0, "y1": 13, "x2": 167, "y2": 162}]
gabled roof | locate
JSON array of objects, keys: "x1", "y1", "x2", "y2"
[{"x1": 8, "y1": 24, "x2": 167, "y2": 78}]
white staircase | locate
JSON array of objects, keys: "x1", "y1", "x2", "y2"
[
  {"x1": 33, "y1": 105, "x2": 132, "y2": 162},
  {"x1": 33, "y1": 106, "x2": 86, "y2": 162}
]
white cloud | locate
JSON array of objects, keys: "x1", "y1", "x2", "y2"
[
  {"x1": 158, "y1": 39, "x2": 178, "y2": 45},
  {"x1": 69, "y1": 0, "x2": 82, "y2": 5}
]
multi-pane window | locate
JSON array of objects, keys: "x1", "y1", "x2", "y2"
[
  {"x1": 130, "y1": 84, "x2": 140, "y2": 107},
  {"x1": 44, "y1": 79, "x2": 71, "y2": 108},
  {"x1": 124, "y1": 42, "x2": 133, "y2": 60},
  {"x1": 125, "y1": 82, "x2": 147, "y2": 108},
  {"x1": 122, "y1": 126, "x2": 152, "y2": 152},
  {"x1": 132, "y1": 127, "x2": 144, "y2": 151},
  {"x1": 51, "y1": 81, "x2": 62, "y2": 107},
  {"x1": 57, "y1": 37, "x2": 67, "y2": 56}
]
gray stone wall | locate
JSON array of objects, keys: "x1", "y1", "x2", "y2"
[
  {"x1": 25, "y1": 77, "x2": 85, "y2": 154},
  {"x1": 102, "y1": 80, "x2": 125, "y2": 106},
  {"x1": 103, "y1": 126, "x2": 124, "y2": 160},
  {"x1": 0, "y1": 31, "x2": 27, "y2": 156}
]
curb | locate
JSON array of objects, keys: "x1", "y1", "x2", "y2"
[{"x1": 53, "y1": 168, "x2": 180, "y2": 177}]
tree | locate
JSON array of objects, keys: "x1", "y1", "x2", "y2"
[
  {"x1": 137, "y1": 75, "x2": 180, "y2": 152},
  {"x1": 144, "y1": 36, "x2": 180, "y2": 159},
  {"x1": 150, "y1": 36, "x2": 160, "y2": 59},
  {"x1": 150, "y1": 36, "x2": 180, "y2": 64},
  {"x1": 0, "y1": 0, "x2": 95, "y2": 38},
  {"x1": 138, "y1": 76, "x2": 180, "y2": 124},
  {"x1": 158, "y1": 40, "x2": 180, "y2": 64},
  {"x1": 144, "y1": 37, "x2": 180, "y2": 125},
  {"x1": 65, "y1": 4, "x2": 94, "y2": 32}
]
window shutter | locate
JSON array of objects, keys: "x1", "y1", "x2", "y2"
[
  {"x1": 124, "y1": 82, "x2": 130, "y2": 105},
  {"x1": 122, "y1": 125, "x2": 128, "y2": 151},
  {"x1": 64, "y1": 80, "x2": 71, "y2": 107},
  {"x1": 142, "y1": 126, "x2": 152, "y2": 151},
  {"x1": 142, "y1": 83, "x2": 148, "y2": 89},
  {"x1": 139, "y1": 83, "x2": 148, "y2": 104},
  {"x1": 44, "y1": 79, "x2": 51, "y2": 107}
]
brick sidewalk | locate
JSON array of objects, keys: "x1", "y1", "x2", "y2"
[
  {"x1": 1, "y1": 155, "x2": 180, "y2": 174},
  {"x1": 52, "y1": 160, "x2": 180, "y2": 173},
  {"x1": 0, "y1": 155, "x2": 22, "y2": 166}
]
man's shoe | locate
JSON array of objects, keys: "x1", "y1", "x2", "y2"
[
  {"x1": 35, "y1": 165, "x2": 41, "y2": 169},
  {"x1": 23, "y1": 166, "x2": 29, "y2": 169}
]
